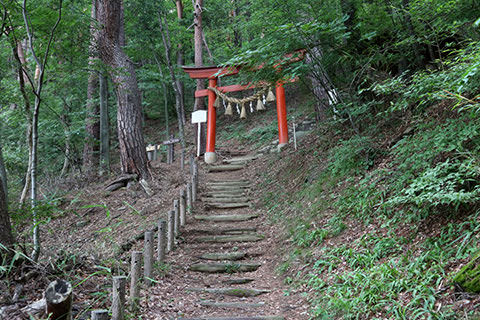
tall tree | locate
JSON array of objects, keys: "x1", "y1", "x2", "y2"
[
  {"x1": 193, "y1": 0, "x2": 206, "y2": 154},
  {"x1": 97, "y1": 0, "x2": 149, "y2": 179},
  {"x1": 158, "y1": 11, "x2": 185, "y2": 156},
  {"x1": 18, "y1": 0, "x2": 63, "y2": 261},
  {"x1": 83, "y1": 0, "x2": 100, "y2": 172},
  {"x1": 175, "y1": 0, "x2": 185, "y2": 125}
]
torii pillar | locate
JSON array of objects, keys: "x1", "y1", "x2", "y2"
[{"x1": 182, "y1": 66, "x2": 289, "y2": 164}]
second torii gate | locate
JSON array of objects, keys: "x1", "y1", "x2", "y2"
[{"x1": 182, "y1": 66, "x2": 290, "y2": 164}]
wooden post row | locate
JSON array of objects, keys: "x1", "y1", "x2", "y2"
[
  {"x1": 187, "y1": 182, "x2": 193, "y2": 212},
  {"x1": 173, "y1": 199, "x2": 180, "y2": 237},
  {"x1": 180, "y1": 189, "x2": 186, "y2": 226},
  {"x1": 157, "y1": 219, "x2": 167, "y2": 262},
  {"x1": 45, "y1": 279, "x2": 72, "y2": 320},
  {"x1": 112, "y1": 276, "x2": 126, "y2": 320},
  {"x1": 167, "y1": 210, "x2": 175, "y2": 252},
  {"x1": 130, "y1": 251, "x2": 141, "y2": 310},
  {"x1": 144, "y1": 231, "x2": 154, "y2": 286}
]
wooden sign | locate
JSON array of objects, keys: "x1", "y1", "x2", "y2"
[
  {"x1": 191, "y1": 110, "x2": 207, "y2": 124},
  {"x1": 162, "y1": 138, "x2": 180, "y2": 145}
]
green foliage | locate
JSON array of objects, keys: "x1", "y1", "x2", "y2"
[{"x1": 328, "y1": 135, "x2": 377, "y2": 176}]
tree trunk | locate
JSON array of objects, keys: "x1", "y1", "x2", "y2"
[
  {"x1": 83, "y1": 0, "x2": 100, "y2": 173},
  {"x1": 194, "y1": 0, "x2": 206, "y2": 154},
  {"x1": 0, "y1": 139, "x2": 8, "y2": 206},
  {"x1": 0, "y1": 160, "x2": 14, "y2": 260},
  {"x1": 158, "y1": 14, "x2": 186, "y2": 155},
  {"x1": 305, "y1": 47, "x2": 337, "y2": 121},
  {"x1": 60, "y1": 108, "x2": 72, "y2": 177},
  {"x1": 14, "y1": 41, "x2": 33, "y2": 205},
  {"x1": 175, "y1": 0, "x2": 185, "y2": 125},
  {"x1": 153, "y1": 55, "x2": 169, "y2": 139},
  {"x1": 99, "y1": 74, "x2": 110, "y2": 174},
  {"x1": 97, "y1": 0, "x2": 149, "y2": 179}
]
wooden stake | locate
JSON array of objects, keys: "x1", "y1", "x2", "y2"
[
  {"x1": 112, "y1": 276, "x2": 126, "y2": 320},
  {"x1": 144, "y1": 231, "x2": 154, "y2": 286},
  {"x1": 167, "y1": 210, "x2": 175, "y2": 252},
  {"x1": 157, "y1": 219, "x2": 166, "y2": 262},
  {"x1": 173, "y1": 199, "x2": 180, "y2": 237},
  {"x1": 186, "y1": 182, "x2": 193, "y2": 212},
  {"x1": 180, "y1": 189, "x2": 186, "y2": 226},
  {"x1": 129, "y1": 251, "x2": 141, "y2": 309},
  {"x1": 91, "y1": 310, "x2": 109, "y2": 320},
  {"x1": 45, "y1": 279, "x2": 72, "y2": 320}
]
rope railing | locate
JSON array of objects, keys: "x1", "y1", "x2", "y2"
[{"x1": 207, "y1": 86, "x2": 276, "y2": 118}]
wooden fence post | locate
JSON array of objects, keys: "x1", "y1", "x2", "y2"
[
  {"x1": 130, "y1": 251, "x2": 141, "y2": 309},
  {"x1": 189, "y1": 154, "x2": 194, "y2": 176},
  {"x1": 192, "y1": 158, "x2": 198, "y2": 202},
  {"x1": 180, "y1": 189, "x2": 186, "y2": 226},
  {"x1": 167, "y1": 210, "x2": 175, "y2": 252},
  {"x1": 144, "y1": 231, "x2": 154, "y2": 286},
  {"x1": 45, "y1": 279, "x2": 72, "y2": 320},
  {"x1": 173, "y1": 199, "x2": 180, "y2": 237},
  {"x1": 112, "y1": 276, "x2": 126, "y2": 320},
  {"x1": 91, "y1": 310, "x2": 109, "y2": 320},
  {"x1": 157, "y1": 219, "x2": 166, "y2": 262},
  {"x1": 186, "y1": 182, "x2": 193, "y2": 212}
]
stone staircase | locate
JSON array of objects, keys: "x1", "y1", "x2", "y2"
[{"x1": 176, "y1": 155, "x2": 285, "y2": 320}]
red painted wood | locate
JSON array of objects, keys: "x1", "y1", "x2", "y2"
[
  {"x1": 182, "y1": 66, "x2": 240, "y2": 79},
  {"x1": 206, "y1": 78, "x2": 217, "y2": 154},
  {"x1": 276, "y1": 82, "x2": 288, "y2": 145},
  {"x1": 194, "y1": 78, "x2": 298, "y2": 98}
]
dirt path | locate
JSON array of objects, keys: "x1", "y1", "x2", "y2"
[{"x1": 143, "y1": 154, "x2": 309, "y2": 320}]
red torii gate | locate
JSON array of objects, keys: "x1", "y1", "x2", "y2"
[{"x1": 183, "y1": 52, "x2": 304, "y2": 163}]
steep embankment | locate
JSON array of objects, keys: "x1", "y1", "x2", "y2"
[{"x1": 246, "y1": 104, "x2": 480, "y2": 319}]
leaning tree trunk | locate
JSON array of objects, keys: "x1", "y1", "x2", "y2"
[
  {"x1": 83, "y1": 0, "x2": 100, "y2": 173},
  {"x1": 97, "y1": 0, "x2": 149, "y2": 179}
]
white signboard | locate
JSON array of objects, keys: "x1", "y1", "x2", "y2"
[
  {"x1": 191, "y1": 110, "x2": 207, "y2": 124},
  {"x1": 191, "y1": 110, "x2": 207, "y2": 157}
]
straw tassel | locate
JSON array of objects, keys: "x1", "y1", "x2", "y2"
[
  {"x1": 266, "y1": 87, "x2": 276, "y2": 102},
  {"x1": 225, "y1": 102, "x2": 233, "y2": 116},
  {"x1": 213, "y1": 97, "x2": 221, "y2": 108},
  {"x1": 256, "y1": 98, "x2": 265, "y2": 111},
  {"x1": 240, "y1": 103, "x2": 247, "y2": 119}
]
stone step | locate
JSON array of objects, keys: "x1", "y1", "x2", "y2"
[
  {"x1": 207, "y1": 181, "x2": 250, "y2": 186},
  {"x1": 187, "y1": 287, "x2": 269, "y2": 297},
  {"x1": 190, "y1": 227, "x2": 257, "y2": 235},
  {"x1": 207, "y1": 164, "x2": 246, "y2": 173},
  {"x1": 222, "y1": 278, "x2": 254, "y2": 285},
  {"x1": 198, "y1": 300, "x2": 265, "y2": 309},
  {"x1": 197, "y1": 252, "x2": 247, "y2": 261},
  {"x1": 179, "y1": 317, "x2": 283, "y2": 320},
  {"x1": 207, "y1": 185, "x2": 250, "y2": 190},
  {"x1": 223, "y1": 155, "x2": 260, "y2": 163},
  {"x1": 194, "y1": 234, "x2": 264, "y2": 243},
  {"x1": 194, "y1": 214, "x2": 259, "y2": 222},
  {"x1": 205, "y1": 192, "x2": 248, "y2": 198},
  {"x1": 206, "y1": 203, "x2": 251, "y2": 209},
  {"x1": 201, "y1": 197, "x2": 250, "y2": 203},
  {"x1": 189, "y1": 263, "x2": 260, "y2": 273}
]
